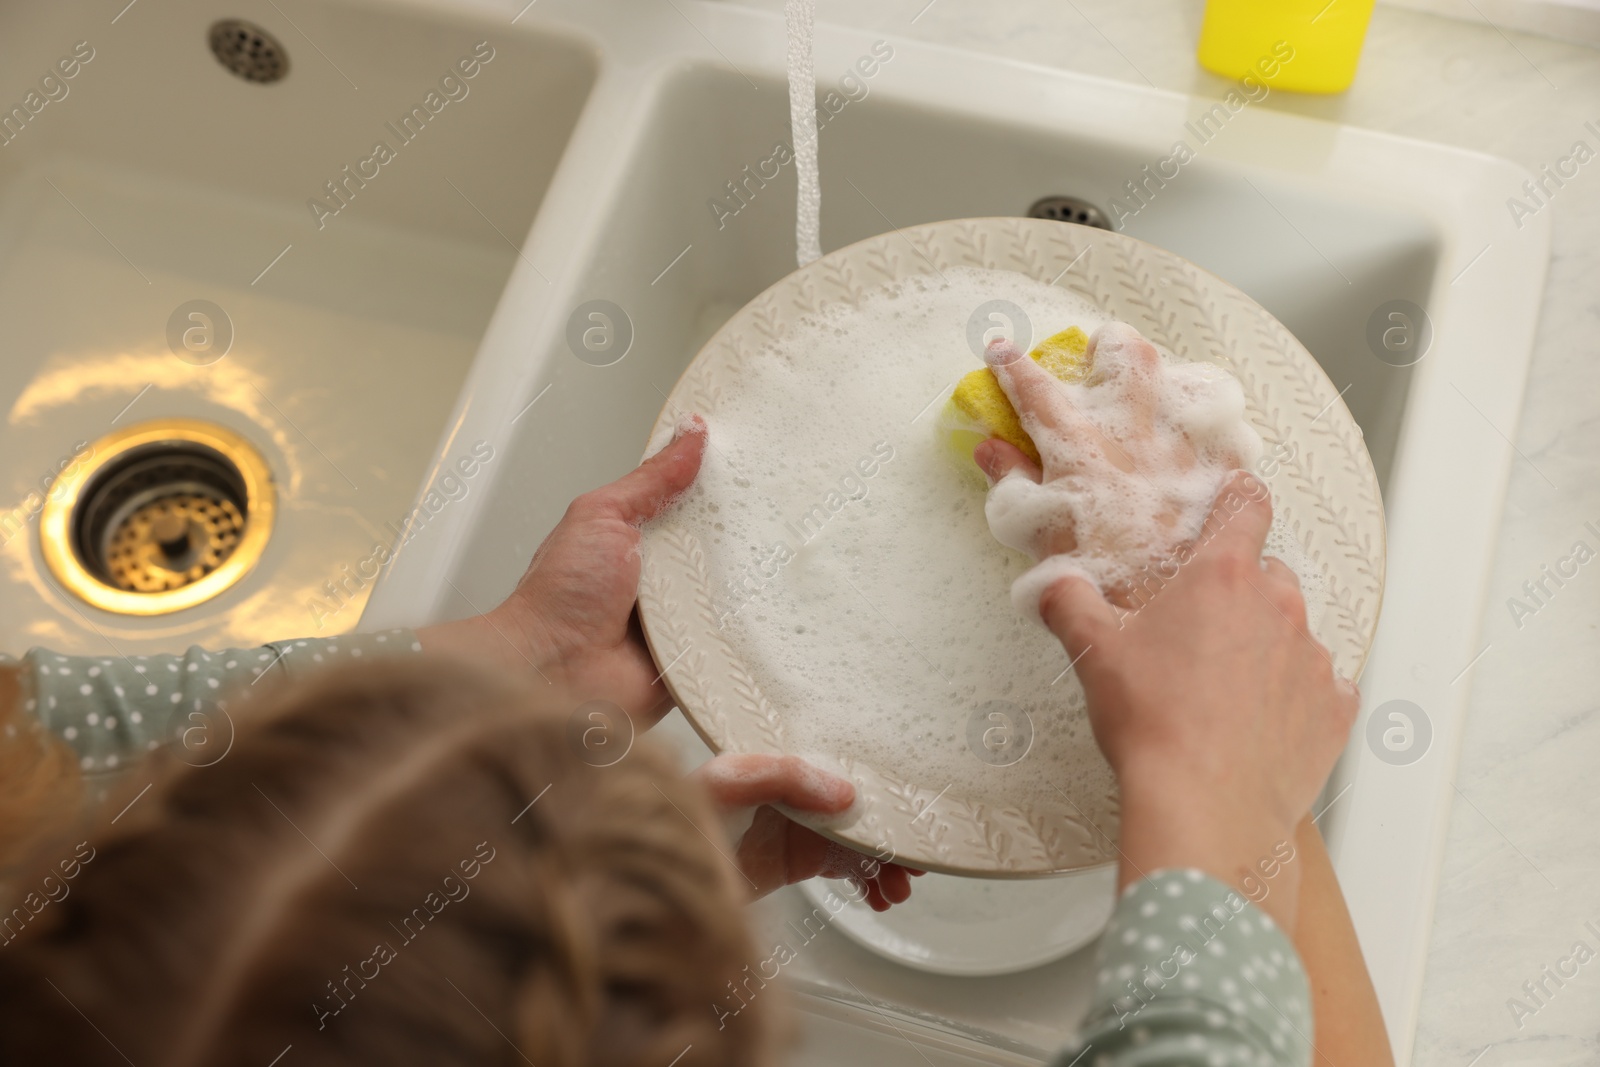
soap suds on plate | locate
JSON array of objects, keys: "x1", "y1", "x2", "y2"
[
  {"x1": 649, "y1": 266, "x2": 1326, "y2": 816},
  {"x1": 982, "y1": 321, "x2": 1289, "y2": 622}
]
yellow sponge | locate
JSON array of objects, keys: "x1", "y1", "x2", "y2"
[{"x1": 945, "y1": 327, "x2": 1091, "y2": 465}]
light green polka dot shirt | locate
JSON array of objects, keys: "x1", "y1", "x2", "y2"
[
  {"x1": 1057, "y1": 869, "x2": 1313, "y2": 1066},
  {"x1": 3, "y1": 630, "x2": 419, "y2": 778}
]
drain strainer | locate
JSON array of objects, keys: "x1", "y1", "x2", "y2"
[
  {"x1": 1026, "y1": 196, "x2": 1112, "y2": 230},
  {"x1": 40, "y1": 420, "x2": 275, "y2": 616},
  {"x1": 208, "y1": 19, "x2": 290, "y2": 84}
]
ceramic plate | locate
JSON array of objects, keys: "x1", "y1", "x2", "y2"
[
  {"x1": 799, "y1": 866, "x2": 1118, "y2": 976},
  {"x1": 638, "y1": 218, "x2": 1384, "y2": 876}
]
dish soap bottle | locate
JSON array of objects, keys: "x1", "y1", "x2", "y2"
[{"x1": 1197, "y1": 0, "x2": 1376, "y2": 94}]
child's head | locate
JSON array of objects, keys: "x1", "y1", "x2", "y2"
[{"x1": 0, "y1": 658, "x2": 777, "y2": 1066}]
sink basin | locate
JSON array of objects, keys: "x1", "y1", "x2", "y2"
[
  {"x1": 0, "y1": 0, "x2": 595, "y2": 650},
  {"x1": 422, "y1": 61, "x2": 1441, "y2": 603},
  {"x1": 364, "y1": 6, "x2": 1548, "y2": 1062}
]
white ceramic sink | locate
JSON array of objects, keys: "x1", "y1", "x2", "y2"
[
  {"x1": 0, "y1": 0, "x2": 1547, "y2": 1062},
  {"x1": 362, "y1": 4, "x2": 1549, "y2": 1061},
  {"x1": 0, "y1": 0, "x2": 594, "y2": 651}
]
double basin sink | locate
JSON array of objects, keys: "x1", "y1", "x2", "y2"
[{"x1": 0, "y1": 0, "x2": 1549, "y2": 1062}]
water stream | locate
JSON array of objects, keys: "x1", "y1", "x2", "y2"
[{"x1": 784, "y1": 0, "x2": 822, "y2": 266}]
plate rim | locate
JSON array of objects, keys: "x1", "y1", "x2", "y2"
[{"x1": 638, "y1": 217, "x2": 1387, "y2": 877}]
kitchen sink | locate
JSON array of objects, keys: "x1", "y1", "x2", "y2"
[
  {"x1": 0, "y1": 0, "x2": 1545, "y2": 1063},
  {"x1": 0, "y1": 0, "x2": 595, "y2": 650}
]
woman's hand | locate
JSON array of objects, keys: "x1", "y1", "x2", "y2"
[
  {"x1": 972, "y1": 324, "x2": 1351, "y2": 928},
  {"x1": 419, "y1": 418, "x2": 707, "y2": 726},
  {"x1": 1038, "y1": 473, "x2": 1357, "y2": 931},
  {"x1": 975, "y1": 324, "x2": 1254, "y2": 569},
  {"x1": 693, "y1": 753, "x2": 920, "y2": 911}
]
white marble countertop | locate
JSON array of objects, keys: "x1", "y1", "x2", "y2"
[{"x1": 718, "y1": 2, "x2": 1600, "y2": 1064}]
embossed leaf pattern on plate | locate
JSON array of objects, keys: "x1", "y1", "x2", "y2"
[{"x1": 637, "y1": 219, "x2": 1385, "y2": 876}]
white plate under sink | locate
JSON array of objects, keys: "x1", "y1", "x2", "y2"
[
  {"x1": 334, "y1": 4, "x2": 1541, "y2": 1064},
  {"x1": 799, "y1": 867, "x2": 1119, "y2": 978}
]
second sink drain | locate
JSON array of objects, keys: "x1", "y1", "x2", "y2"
[{"x1": 1026, "y1": 195, "x2": 1112, "y2": 230}]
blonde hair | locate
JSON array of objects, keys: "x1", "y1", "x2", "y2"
[{"x1": 0, "y1": 658, "x2": 777, "y2": 1067}]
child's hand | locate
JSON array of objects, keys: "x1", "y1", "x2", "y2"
[
  {"x1": 420, "y1": 421, "x2": 919, "y2": 906},
  {"x1": 419, "y1": 417, "x2": 708, "y2": 725},
  {"x1": 693, "y1": 753, "x2": 920, "y2": 911}
]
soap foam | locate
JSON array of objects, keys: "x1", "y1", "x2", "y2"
[
  {"x1": 652, "y1": 267, "x2": 1326, "y2": 817},
  {"x1": 983, "y1": 322, "x2": 1270, "y2": 621}
]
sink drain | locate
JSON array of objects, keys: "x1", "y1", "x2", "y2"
[
  {"x1": 40, "y1": 420, "x2": 276, "y2": 616},
  {"x1": 208, "y1": 19, "x2": 290, "y2": 84},
  {"x1": 1026, "y1": 196, "x2": 1112, "y2": 230}
]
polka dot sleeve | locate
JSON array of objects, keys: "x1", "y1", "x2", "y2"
[
  {"x1": 1057, "y1": 869, "x2": 1312, "y2": 1067},
  {"x1": 5, "y1": 630, "x2": 420, "y2": 776}
]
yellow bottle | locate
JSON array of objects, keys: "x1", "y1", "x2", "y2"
[{"x1": 1197, "y1": 0, "x2": 1376, "y2": 94}]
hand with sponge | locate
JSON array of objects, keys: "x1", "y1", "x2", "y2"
[
  {"x1": 942, "y1": 326, "x2": 1092, "y2": 467},
  {"x1": 960, "y1": 321, "x2": 1264, "y2": 594}
]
